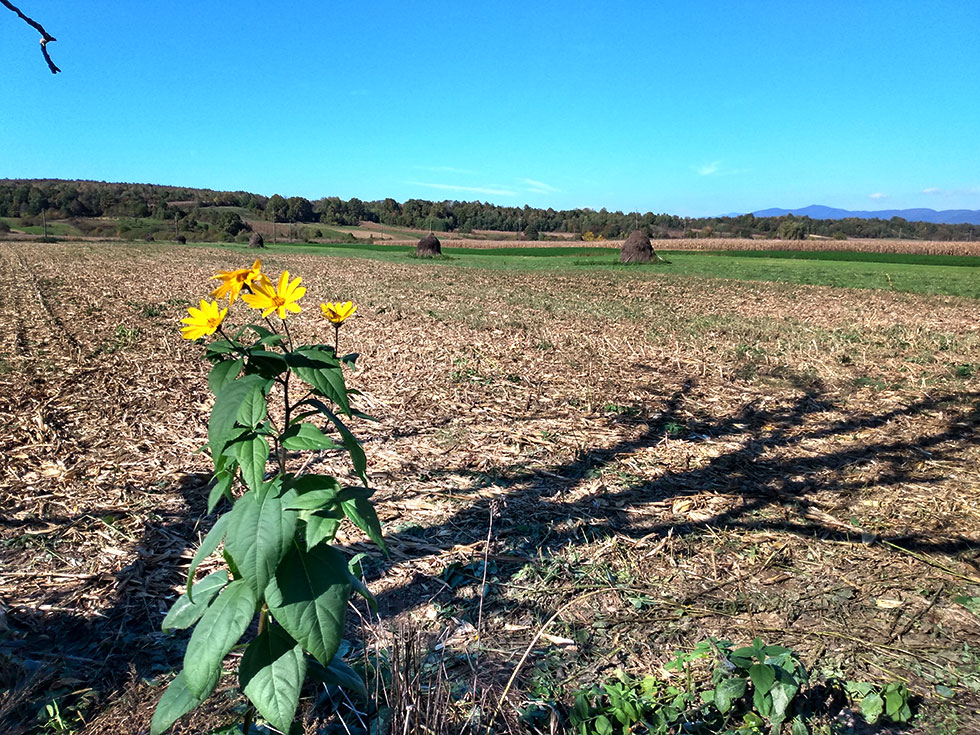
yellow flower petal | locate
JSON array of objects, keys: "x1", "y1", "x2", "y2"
[
  {"x1": 180, "y1": 299, "x2": 226, "y2": 340},
  {"x1": 320, "y1": 300, "x2": 357, "y2": 325}
]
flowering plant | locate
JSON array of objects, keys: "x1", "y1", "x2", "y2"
[{"x1": 155, "y1": 260, "x2": 379, "y2": 735}]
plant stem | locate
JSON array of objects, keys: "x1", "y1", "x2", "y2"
[
  {"x1": 216, "y1": 325, "x2": 249, "y2": 359},
  {"x1": 280, "y1": 369, "x2": 290, "y2": 473},
  {"x1": 334, "y1": 324, "x2": 339, "y2": 353}
]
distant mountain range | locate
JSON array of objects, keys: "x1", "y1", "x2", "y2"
[{"x1": 745, "y1": 205, "x2": 980, "y2": 225}]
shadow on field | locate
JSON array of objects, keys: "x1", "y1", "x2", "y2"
[
  {"x1": 357, "y1": 381, "x2": 980, "y2": 617},
  {"x1": 3, "y1": 386, "x2": 977, "y2": 732},
  {"x1": 0, "y1": 473, "x2": 214, "y2": 734}
]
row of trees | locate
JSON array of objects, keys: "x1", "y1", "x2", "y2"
[
  {"x1": 0, "y1": 180, "x2": 263, "y2": 220},
  {"x1": 2, "y1": 179, "x2": 978, "y2": 241}
]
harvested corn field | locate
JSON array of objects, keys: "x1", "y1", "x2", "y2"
[{"x1": 1, "y1": 240, "x2": 978, "y2": 734}]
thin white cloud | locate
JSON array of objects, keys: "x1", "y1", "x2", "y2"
[
  {"x1": 922, "y1": 187, "x2": 941, "y2": 195},
  {"x1": 520, "y1": 177, "x2": 560, "y2": 193},
  {"x1": 406, "y1": 181, "x2": 516, "y2": 197},
  {"x1": 868, "y1": 192, "x2": 888, "y2": 200},
  {"x1": 695, "y1": 161, "x2": 750, "y2": 177}
]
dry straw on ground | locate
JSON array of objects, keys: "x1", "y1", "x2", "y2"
[{"x1": 0, "y1": 240, "x2": 978, "y2": 733}]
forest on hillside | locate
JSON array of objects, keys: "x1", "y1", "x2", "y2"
[{"x1": 2, "y1": 179, "x2": 978, "y2": 241}]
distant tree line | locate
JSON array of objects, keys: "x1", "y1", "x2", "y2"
[{"x1": 1, "y1": 179, "x2": 977, "y2": 242}]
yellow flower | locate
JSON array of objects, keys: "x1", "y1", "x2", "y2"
[
  {"x1": 320, "y1": 301, "x2": 357, "y2": 325},
  {"x1": 180, "y1": 300, "x2": 227, "y2": 340},
  {"x1": 210, "y1": 259, "x2": 268, "y2": 304},
  {"x1": 242, "y1": 270, "x2": 305, "y2": 319}
]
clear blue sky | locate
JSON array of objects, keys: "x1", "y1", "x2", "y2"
[{"x1": 2, "y1": 1, "x2": 978, "y2": 217}]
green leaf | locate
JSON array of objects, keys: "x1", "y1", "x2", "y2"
[
  {"x1": 844, "y1": 681, "x2": 874, "y2": 697},
  {"x1": 163, "y1": 571, "x2": 228, "y2": 632},
  {"x1": 281, "y1": 422, "x2": 341, "y2": 451},
  {"x1": 859, "y1": 691, "x2": 884, "y2": 724},
  {"x1": 183, "y1": 579, "x2": 257, "y2": 698},
  {"x1": 749, "y1": 663, "x2": 775, "y2": 716},
  {"x1": 954, "y1": 595, "x2": 980, "y2": 616},
  {"x1": 247, "y1": 325, "x2": 286, "y2": 348},
  {"x1": 205, "y1": 339, "x2": 237, "y2": 357},
  {"x1": 748, "y1": 662, "x2": 775, "y2": 694},
  {"x1": 729, "y1": 647, "x2": 755, "y2": 669},
  {"x1": 289, "y1": 476, "x2": 342, "y2": 508},
  {"x1": 883, "y1": 683, "x2": 911, "y2": 722},
  {"x1": 150, "y1": 671, "x2": 214, "y2": 735},
  {"x1": 595, "y1": 714, "x2": 613, "y2": 735},
  {"x1": 305, "y1": 508, "x2": 344, "y2": 549},
  {"x1": 207, "y1": 471, "x2": 235, "y2": 514},
  {"x1": 286, "y1": 488, "x2": 342, "y2": 511},
  {"x1": 239, "y1": 626, "x2": 306, "y2": 733},
  {"x1": 223, "y1": 547, "x2": 241, "y2": 578},
  {"x1": 713, "y1": 677, "x2": 747, "y2": 713},
  {"x1": 208, "y1": 358, "x2": 244, "y2": 395},
  {"x1": 350, "y1": 572, "x2": 377, "y2": 612},
  {"x1": 187, "y1": 513, "x2": 232, "y2": 601},
  {"x1": 236, "y1": 382, "x2": 268, "y2": 428},
  {"x1": 287, "y1": 349, "x2": 351, "y2": 416},
  {"x1": 265, "y1": 543, "x2": 351, "y2": 666},
  {"x1": 790, "y1": 715, "x2": 810, "y2": 735},
  {"x1": 303, "y1": 399, "x2": 368, "y2": 486},
  {"x1": 762, "y1": 644, "x2": 792, "y2": 657},
  {"x1": 341, "y1": 496, "x2": 386, "y2": 552},
  {"x1": 224, "y1": 483, "x2": 297, "y2": 597},
  {"x1": 769, "y1": 674, "x2": 799, "y2": 724},
  {"x1": 233, "y1": 434, "x2": 271, "y2": 492},
  {"x1": 208, "y1": 375, "x2": 269, "y2": 458},
  {"x1": 308, "y1": 653, "x2": 368, "y2": 699},
  {"x1": 243, "y1": 349, "x2": 288, "y2": 380},
  {"x1": 290, "y1": 473, "x2": 343, "y2": 495}
]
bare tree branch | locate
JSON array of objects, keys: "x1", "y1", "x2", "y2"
[{"x1": 1, "y1": 0, "x2": 60, "y2": 73}]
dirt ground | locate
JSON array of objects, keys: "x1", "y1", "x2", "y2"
[{"x1": 0, "y1": 240, "x2": 978, "y2": 734}]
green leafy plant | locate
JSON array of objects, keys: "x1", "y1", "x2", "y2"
[
  {"x1": 569, "y1": 639, "x2": 914, "y2": 735},
  {"x1": 844, "y1": 681, "x2": 912, "y2": 726},
  {"x1": 152, "y1": 259, "x2": 381, "y2": 735},
  {"x1": 568, "y1": 670, "x2": 692, "y2": 735},
  {"x1": 702, "y1": 638, "x2": 810, "y2": 734}
]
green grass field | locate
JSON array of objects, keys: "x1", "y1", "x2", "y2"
[{"x1": 205, "y1": 240, "x2": 980, "y2": 299}]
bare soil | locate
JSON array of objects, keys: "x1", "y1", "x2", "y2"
[{"x1": 0, "y1": 240, "x2": 978, "y2": 734}]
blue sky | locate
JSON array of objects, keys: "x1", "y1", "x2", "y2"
[{"x1": 2, "y1": 1, "x2": 978, "y2": 217}]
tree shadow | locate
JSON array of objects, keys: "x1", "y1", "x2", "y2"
[
  {"x1": 2, "y1": 383, "x2": 977, "y2": 731},
  {"x1": 354, "y1": 382, "x2": 980, "y2": 616},
  {"x1": 0, "y1": 472, "x2": 214, "y2": 733}
]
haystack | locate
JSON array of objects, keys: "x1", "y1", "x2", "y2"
[
  {"x1": 249, "y1": 232, "x2": 265, "y2": 249},
  {"x1": 416, "y1": 233, "x2": 441, "y2": 257},
  {"x1": 620, "y1": 229, "x2": 655, "y2": 264}
]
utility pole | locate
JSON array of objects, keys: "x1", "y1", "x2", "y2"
[
  {"x1": 174, "y1": 213, "x2": 179, "y2": 240},
  {"x1": 42, "y1": 209, "x2": 47, "y2": 239}
]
